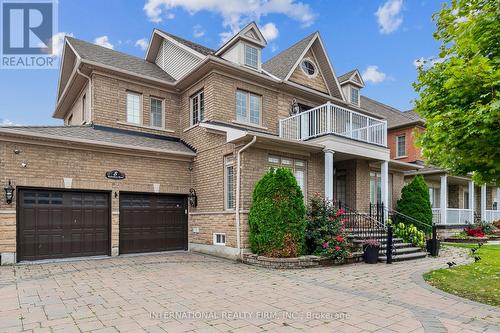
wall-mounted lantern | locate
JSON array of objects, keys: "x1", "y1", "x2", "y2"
[
  {"x1": 289, "y1": 98, "x2": 300, "y2": 116},
  {"x1": 188, "y1": 188, "x2": 198, "y2": 208},
  {"x1": 4, "y1": 180, "x2": 15, "y2": 204}
]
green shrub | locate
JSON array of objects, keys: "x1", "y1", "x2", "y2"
[
  {"x1": 396, "y1": 175, "x2": 433, "y2": 233},
  {"x1": 305, "y1": 194, "x2": 350, "y2": 262},
  {"x1": 248, "y1": 167, "x2": 306, "y2": 257},
  {"x1": 391, "y1": 221, "x2": 426, "y2": 248}
]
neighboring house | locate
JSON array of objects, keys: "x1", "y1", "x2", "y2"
[
  {"x1": 0, "y1": 23, "x2": 423, "y2": 265},
  {"x1": 359, "y1": 95, "x2": 500, "y2": 229}
]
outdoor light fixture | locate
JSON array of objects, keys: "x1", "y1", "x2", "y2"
[
  {"x1": 188, "y1": 188, "x2": 198, "y2": 208},
  {"x1": 4, "y1": 180, "x2": 14, "y2": 205},
  {"x1": 289, "y1": 98, "x2": 300, "y2": 116}
]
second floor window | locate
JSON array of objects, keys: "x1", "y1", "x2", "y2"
[
  {"x1": 190, "y1": 90, "x2": 204, "y2": 125},
  {"x1": 396, "y1": 135, "x2": 406, "y2": 157},
  {"x1": 150, "y1": 98, "x2": 163, "y2": 128},
  {"x1": 244, "y1": 44, "x2": 258, "y2": 68},
  {"x1": 127, "y1": 92, "x2": 141, "y2": 124},
  {"x1": 236, "y1": 90, "x2": 261, "y2": 125}
]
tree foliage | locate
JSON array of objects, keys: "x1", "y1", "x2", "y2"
[
  {"x1": 396, "y1": 175, "x2": 433, "y2": 233},
  {"x1": 248, "y1": 168, "x2": 306, "y2": 257},
  {"x1": 413, "y1": 0, "x2": 499, "y2": 185}
]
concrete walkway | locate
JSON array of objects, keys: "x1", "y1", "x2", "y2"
[{"x1": 0, "y1": 247, "x2": 498, "y2": 332}]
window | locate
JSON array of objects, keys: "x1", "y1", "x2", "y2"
[
  {"x1": 126, "y1": 92, "x2": 141, "y2": 124},
  {"x1": 370, "y1": 172, "x2": 393, "y2": 207},
  {"x1": 150, "y1": 98, "x2": 163, "y2": 128},
  {"x1": 190, "y1": 90, "x2": 204, "y2": 125},
  {"x1": 82, "y1": 94, "x2": 86, "y2": 122},
  {"x1": 300, "y1": 59, "x2": 316, "y2": 76},
  {"x1": 464, "y1": 191, "x2": 469, "y2": 209},
  {"x1": 268, "y1": 155, "x2": 306, "y2": 197},
  {"x1": 335, "y1": 170, "x2": 347, "y2": 205},
  {"x1": 396, "y1": 135, "x2": 406, "y2": 157},
  {"x1": 350, "y1": 87, "x2": 359, "y2": 105},
  {"x1": 244, "y1": 44, "x2": 258, "y2": 68},
  {"x1": 429, "y1": 187, "x2": 440, "y2": 208},
  {"x1": 213, "y1": 233, "x2": 226, "y2": 246},
  {"x1": 224, "y1": 155, "x2": 235, "y2": 210},
  {"x1": 236, "y1": 90, "x2": 261, "y2": 125}
]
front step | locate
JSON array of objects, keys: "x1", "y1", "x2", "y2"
[{"x1": 378, "y1": 251, "x2": 427, "y2": 262}]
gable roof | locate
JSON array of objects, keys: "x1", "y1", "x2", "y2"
[
  {"x1": 262, "y1": 32, "x2": 316, "y2": 80},
  {"x1": 158, "y1": 30, "x2": 215, "y2": 56},
  {"x1": 0, "y1": 124, "x2": 195, "y2": 156},
  {"x1": 360, "y1": 96, "x2": 424, "y2": 129},
  {"x1": 338, "y1": 69, "x2": 364, "y2": 87},
  {"x1": 215, "y1": 22, "x2": 267, "y2": 56},
  {"x1": 66, "y1": 37, "x2": 175, "y2": 82}
]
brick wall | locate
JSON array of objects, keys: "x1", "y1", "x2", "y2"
[
  {"x1": 0, "y1": 140, "x2": 192, "y2": 254},
  {"x1": 388, "y1": 126, "x2": 424, "y2": 163}
]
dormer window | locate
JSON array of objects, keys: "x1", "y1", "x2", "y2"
[
  {"x1": 301, "y1": 59, "x2": 316, "y2": 76},
  {"x1": 350, "y1": 87, "x2": 359, "y2": 105},
  {"x1": 244, "y1": 44, "x2": 258, "y2": 68}
]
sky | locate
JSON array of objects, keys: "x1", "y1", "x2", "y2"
[{"x1": 0, "y1": 0, "x2": 446, "y2": 126}]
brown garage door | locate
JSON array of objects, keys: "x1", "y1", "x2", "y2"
[
  {"x1": 18, "y1": 189, "x2": 110, "y2": 261},
  {"x1": 119, "y1": 193, "x2": 188, "y2": 254}
]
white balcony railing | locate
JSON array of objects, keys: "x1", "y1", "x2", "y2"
[
  {"x1": 484, "y1": 210, "x2": 500, "y2": 222},
  {"x1": 432, "y1": 208, "x2": 474, "y2": 224},
  {"x1": 279, "y1": 102, "x2": 387, "y2": 146}
]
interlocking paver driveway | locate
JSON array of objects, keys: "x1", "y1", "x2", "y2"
[{"x1": 0, "y1": 246, "x2": 498, "y2": 333}]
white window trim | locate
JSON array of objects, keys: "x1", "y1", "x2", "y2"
[
  {"x1": 300, "y1": 57, "x2": 318, "y2": 78},
  {"x1": 396, "y1": 135, "x2": 407, "y2": 158},
  {"x1": 213, "y1": 233, "x2": 226, "y2": 246},
  {"x1": 350, "y1": 86, "x2": 360, "y2": 106},
  {"x1": 235, "y1": 89, "x2": 262, "y2": 126},
  {"x1": 190, "y1": 90, "x2": 204, "y2": 126},
  {"x1": 243, "y1": 43, "x2": 259, "y2": 70},
  {"x1": 224, "y1": 155, "x2": 235, "y2": 211},
  {"x1": 126, "y1": 91, "x2": 142, "y2": 125},
  {"x1": 268, "y1": 155, "x2": 307, "y2": 200},
  {"x1": 149, "y1": 97, "x2": 165, "y2": 129}
]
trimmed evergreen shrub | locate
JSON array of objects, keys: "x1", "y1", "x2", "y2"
[
  {"x1": 248, "y1": 167, "x2": 306, "y2": 257},
  {"x1": 396, "y1": 175, "x2": 433, "y2": 233}
]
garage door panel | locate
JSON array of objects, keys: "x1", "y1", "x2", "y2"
[
  {"x1": 120, "y1": 193, "x2": 187, "y2": 254},
  {"x1": 18, "y1": 189, "x2": 110, "y2": 262}
]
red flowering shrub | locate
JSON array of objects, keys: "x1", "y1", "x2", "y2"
[
  {"x1": 305, "y1": 194, "x2": 350, "y2": 262},
  {"x1": 464, "y1": 227, "x2": 485, "y2": 237}
]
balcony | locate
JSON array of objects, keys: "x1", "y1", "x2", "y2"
[
  {"x1": 432, "y1": 208, "x2": 474, "y2": 225},
  {"x1": 279, "y1": 102, "x2": 387, "y2": 146}
]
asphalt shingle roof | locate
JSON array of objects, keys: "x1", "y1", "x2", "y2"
[
  {"x1": 67, "y1": 37, "x2": 175, "y2": 82},
  {"x1": 338, "y1": 70, "x2": 357, "y2": 83},
  {"x1": 0, "y1": 125, "x2": 195, "y2": 155},
  {"x1": 262, "y1": 32, "x2": 316, "y2": 79},
  {"x1": 157, "y1": 30, "x2": 215, "y2": 56},
  {"x1": 360, "y1": 96, "x2": 424, "y2": 129}
]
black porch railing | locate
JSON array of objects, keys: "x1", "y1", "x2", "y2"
[{"x1": 337, "y1": 201, "x2": 394, "y2": 263}]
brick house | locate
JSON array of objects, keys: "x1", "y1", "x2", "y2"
[
  {"x1": 360, "y1": 95, "x2": 500, "y2": 230},
  {"x1": 0, "y1": 23, "x2": 425, "y2": 264}
]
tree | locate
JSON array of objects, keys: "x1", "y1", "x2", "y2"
[
  {"x1": 248, "y1": 168, "x2": 306, "y2": 257},
  {"x1": 396, "y1": 175, "x2": 433, "y2": 234},
  {"x1": 413, "y1": 0, "x2": 499, "y2": 185}
]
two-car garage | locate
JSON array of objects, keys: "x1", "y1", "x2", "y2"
[{"x1": 17, "y1": 188, "x2": 188, "y2": 262}]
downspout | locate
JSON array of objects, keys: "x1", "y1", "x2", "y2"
[
  {"x1": 76, "y1": 67, "x2": 92, "y2": 124},
  {"x1": 235, "y1": 136, "x2": 257, "y2": 258}
]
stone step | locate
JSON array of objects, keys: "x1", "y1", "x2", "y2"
[
  {"x1": 351, "y1": 237, "x2": 404, "y2": 244},
  {"x1": 379, "y1": 242, "x2": 416, "y2": 250},
  {"x1": 378, "y1": 251, "x2": 427, "y2": 262},
  {"x1": 383, "y1": 246, "x2": 423, "y2": 255}
]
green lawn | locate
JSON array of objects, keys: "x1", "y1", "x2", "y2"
[{"x1": 423, "y1": 243, "x2": 500, "y2": 306}]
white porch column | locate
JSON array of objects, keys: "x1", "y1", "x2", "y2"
[
  {"x1": 440, "y1": 175, "x2": 448, "y2": 225},
  {"x1": 324, "y1": 149, "x2": 334, "y2": 202},
  {"x1": 480, "y1": 185, "x2": 487, "y2": 221},
  {"x1": 496, "y1": 187, "x2": 500, "y2": 211},
  {"x1": 468, "y1": 181, "x2": 475, "y2": 222},
  {"x1": 381, "y1": 160, "x2": 389, "y2": 221}
]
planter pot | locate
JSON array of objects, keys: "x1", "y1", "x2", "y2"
[
  {"x1": 426, "y1": 239, "x2": 441, "y2": 256},
  {"x1": 363, "y1": 245, "x2": 380, "y2": 264}
]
